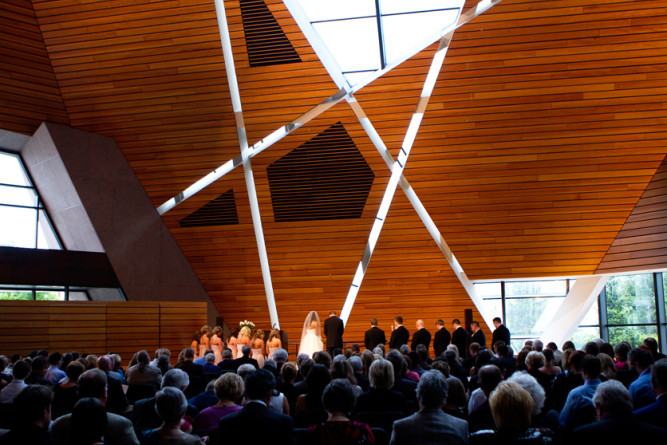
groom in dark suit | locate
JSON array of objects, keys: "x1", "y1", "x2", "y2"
[
  {"x1": 218, "y1": 369, "x2": 295, "y2": 444},
  {"x1": 324, "y1": 311, "x2": 344, "y2": 356}
]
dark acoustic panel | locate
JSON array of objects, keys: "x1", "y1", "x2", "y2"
[
  {"x1": 179, "y1": 190, "x2": 239, "y2": 227},
  {"x1": 239, "y1": 0, "x2": 302, "y2": 67},
  {"x1": 267, "y1": 122, "x2": 375, "y2": 222}
]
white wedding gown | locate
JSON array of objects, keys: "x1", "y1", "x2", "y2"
[{"x1": 298, "y1": 328, "x2": 323, "y2": 358}]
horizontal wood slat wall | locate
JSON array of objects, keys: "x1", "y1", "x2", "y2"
[
  {"x1": 6, "y1": 0, "x2": 667, "y2": 350},
  {"x1": 0, "y1": 301, "x2": 207, "y2": 364},
  {"x1": 0, "y1": 0, "x2": 69, "y2": 134}
]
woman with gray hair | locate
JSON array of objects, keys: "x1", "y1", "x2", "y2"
[
  {"x1": 140, "y1": 386, "x2": 203, "y2": 444},
  {"x1": 390, "y1": 370, "x2": 468, "y2": 445},
  {"x1": 507, "y1": 372, "x2": 547, "y2": 424}
]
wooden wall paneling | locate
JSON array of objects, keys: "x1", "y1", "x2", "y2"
[
  {"x1": 0, "y1": 0, "x2": 69, "y2": 134},
  {"x1": 159, "y1": 302, "x2": 208, "y2": 361},
  {"x1": 106, "y1": 301, "x2": 160, "y2": 362},
  {"x1": 0, "y1": 301, "x2": 51, "y2": 356}
]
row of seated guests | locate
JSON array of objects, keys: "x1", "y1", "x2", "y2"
[{"x1": 2, "y1": 335, "x2": 667, "y2": 445}]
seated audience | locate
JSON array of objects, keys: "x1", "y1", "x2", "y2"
[
  {"x1": 330, "y1": 356, "x2": 361, "y2": 398},
  {"x1": 202, "y1": 353, "x2": 222, "y2": 378},
  {"x1": 306, "y1": 379, "x2": 375, "y2": 445},
  {"x1": 633, "y1": 358, "x2": 667, "y2": 426},
  {"x1": 384, "y1": 350, "x2": 417, "y2": 409},
  {"x1": 216, "y1": 349, "x2": 235, "y2": 372},
  {"x1": 470, "y1": 381, "x2": 553, "y2": 444},
  {"x1": 175, "y1": 348, "x2": 206, "y2": 399},
  {"x1": 278, "y1": 361, "x2": 299, "y2": 414},
  {"x1": 69, "y1": 397, "x2": 107, "y2": 445},
  {"x1": 25, "y1": 356, "x2": 50, "y2": 386},
  {"x1": 598, "y1": 353, "x2": 616, "y2": 381},
  {"x1": 468, "y1": 365, "x2": 504, "y2": 432},
  {"x1": 538, "y1": 349, "x2": 561, "y2": 376},
  {"x1": 140, "y1": 387, "x2": 203, "y2": 444},
  {"x1": 187, "y1": 380, "x2": 217, "y2": 412},
  {"x1": 45, "y1": 353, "x2": 66, "y2": 387},
  {"x1": 127, "y1": 350, "x2": 162, "y2": 395},
  {"x1": 0, "y1": 360, "x2": 29, "y2": 404},
  {"x1": 573, "y1": 379, "x2": 666, "y2": 442},
  {"x1": 550, "y1": 350, "x2": 585, "y2": 411},
  {"x1": 231, "y1": 345, "x2": 259, "y2": 371},
  {"x1": 643, "y1": 337, "x2": 665, "y2": 362},
  {"x1": 50, "y1": 369, "x2": 139, "y2": 445},
  {"x1": 614, "y1": 341, "x2": 632, "y2": 371},
  {"x1": 132, "y1": 368, "x2": 195, "y2": 433},
  {"x1": 391, "y1": 370, "x2": 468, "y2": 445},
  {"x1": 193, "y1": 373, "x2": 243, "y2": 430},
  {"x1": 52, "y1": 360, "x2": 86, "y2": 419},
  {"x1": 97, "y1": 356, "x2": 128, "y2": 415},
  {"x1": 218, "y1": 369, "x2": 295, "y2": 445},
  {"x1": 628, "y1": 347, "x2": 655, "y2": 409},
  {"x1": 443, "y1": 376, "x2": 468, "y2": 419},
  {"x1": 294, "y1": 364, "x2": 331, "y2": 427},
  {"x1": 348, "y1": 356, "x2": 370, "y2": 392},
  {"x1": 553, "y1": 355, "x2": 601, "y2": 431},
  {"x1": 507, "y1": 372, "x2": 546, "y2": 427},
  {"x1": 0, "y1": 385, "x2": 56, "y2": 445},
  {"x1": 156, "y1": 355, "x2": 172, "y2": 376},
  {"x1": 356, "y1": 359, "x2": 408, "y2": 415}
]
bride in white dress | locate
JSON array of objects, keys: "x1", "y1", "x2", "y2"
[{"x1": 298, "y1": 311, "x2": 324, "y2": 359}]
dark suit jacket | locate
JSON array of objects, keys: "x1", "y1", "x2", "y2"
[
  {"x1": 491, "y1": 324, "x2": 510, "y2": 346},
  {"x1": 572, "y1": 416, "x2": 666, "y2": 444},
  {"x1": 633, "y1": 395, "x2": 667, "y2": 427},
  {"x1": 410, "y1": 328, "x2": 431, "y2": 351},
  {"x1": 433, "y1": 327, "x2": 451, "y2": 358},
  {"x1": 324, "y1": 316, "x2": 344, "y2": 349},
  {"x1": 175, "y1": 360, "x2": 206, "y2": 398},
  {"x1": 364, "y1": 326, "x2": 386, "y2": 351},
  {"x1": 218, "y1": 401, "x2": 295, "y2": 445},
  {"x1": 451, "y1": 327, "x2": 468, "y2": 358},
  {"x1": 470, "y1": 329, "x2": 486, "y2": 349},
  {"x1": 389, "y1": 326, "x2": 410, "y2": 350},
  {"x1": 231, "y1": 355, "x2": 259, "y2": 371}
]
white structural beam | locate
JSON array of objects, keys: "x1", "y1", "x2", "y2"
[
  {"x1": 213, "y1": 0, "x2": 279, "y2": 329},
  {"x1": 158, "y1": 0, "x2": 501, "y2": 215},
  {"x1": 540, "y1": 275, "x2": 609, "y2": 346}
]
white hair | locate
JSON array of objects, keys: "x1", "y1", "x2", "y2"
[{"x1": 507, "y1": 371, "x2": 545, "y2": 416}]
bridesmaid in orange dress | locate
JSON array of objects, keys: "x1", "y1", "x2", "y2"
[
  {"x1": 210, "y1": 326, "x2": 225, "y2": 364},
  {"x1": 266, "y1": 328, "x2": 282, "y2": 360},
  {"x1": 227, "y1": 328, "x2": 240, "y2": 359},
  {"x1": 199, "y1": 325, "x2": 211, "y2": 358}
]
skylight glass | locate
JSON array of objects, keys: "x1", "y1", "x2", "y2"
[{"x1": 287, "y1": 0, "x2": 464, "y2": 86}]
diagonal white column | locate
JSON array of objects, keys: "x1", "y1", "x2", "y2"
[
  {"x1": 213, "y1": 0, "x2": 279, "y2": 328},
  {"x1": 339, "y1": 34, "x2": 455, "y2": 325},
  {"x1": 157, "y1": 0, "x2": 501, "y2": 215}
]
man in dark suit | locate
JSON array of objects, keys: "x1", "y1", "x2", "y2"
[
  {"x1": 218, "y1": 369, "x2": 295, "y2": 445},
  {"x1": 470, "y1": 320, "x2": 486, "y2": 349},
  {"x1": 411, "y1": 319, "x2": 431, "y2": 352},
  {"x1": 491, "y1": 317, "x2": 510, "y2": 348},
  {"x1": 451, "y1": 319, "x2": 468, "y2": 359},
  {"x1": 231, "y1": 345, "x2": 259, "y2": 371},
  {"x1": 323, "y1": 311, "x2": 344, "y2": 356},
  {"x1": 174, "y1": 347, "x2": 206, "y2": 398},
  {"x1": 633, "y1": 358, "x2": 667, "y2": 427},
  {"x1": 433, "y1": 319, "x2": 451, "y2": 358},
  {"x1": 389, "y1": 316, "x2": 410, "y2": 350},
  {"x1": 364, "y1": 318, "x2": 386, "y2": 351}
]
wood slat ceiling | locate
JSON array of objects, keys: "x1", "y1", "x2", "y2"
[{"x1": 3, "y1": 0, "x2": 667, "y2": 345}]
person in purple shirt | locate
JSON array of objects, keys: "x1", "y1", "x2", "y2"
[{"x1": 193, "y1": 373, "x2": 244, "y2": 430}]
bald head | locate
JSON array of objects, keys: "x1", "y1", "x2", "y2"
[{"x1": 416, "y1": 320, "x2": 425, "y2": 329}]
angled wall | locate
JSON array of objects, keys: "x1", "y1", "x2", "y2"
[{"x1": 20, "y1": 122, "x2": 218, "y2": 321}]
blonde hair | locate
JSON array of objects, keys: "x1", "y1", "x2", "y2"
[
  {"x1": 214, "y1": 372, "x2": 244, "y2": 402},
  {"x1": 253, "y1": 329, "x2": 265, "y2": 340},
  {"x1": 268, "y1": 329, "x2": 280, "y2": 341},
  {"x1": 212, "y1": 326, "x2": 222, "y2": 336},
  {"x1": 239, "y1": 326, "x2": 251, "y2": 337},
  {"x1": 489, "y1": 381, "x2": 533, "y2": 433},
  {"x1": 369, "y1": 359, "x2": 394, "y2": 389}
]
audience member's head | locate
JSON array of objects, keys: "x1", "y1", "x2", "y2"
[
  {"x1": 628, "y1": 347, "x2": 654, "y2": 372},
  {"x1": 183, "y1": 347, "x2": 195, "y2": 360},
  {"x1": 136, "y1": 350, "x2": 150, "y2": 368},
  {"x1": 313, "y1": 351, "x2": 332, "y2": 369},
  {"x1": 305, "y1": 364, "x2": 332, "y2": 407},
  {"x1": 542, "y1": 348, "x2": 554, "y2": 365},
  {"x1": 445, "y1": 377, "x2": 466, "y2": 408},
  {"x1": 155, "y1": 387, "x2": 187, "y2": 424},
  {"x1": 582, "y1": 354, "x2": 602, "y2": 380},
  {"x1": 70, "y1": 397, "x2": 107, "y2": 445},
  {"x1": 205, "y1": 353, "x2": 215, "y2": 364},
  {"x1": 489, "y1": 381, "x2": 533, "y2": 434},
  {"x1": 245, "y1": 369, "x2": 276, "y2": 402},
  {"x1": 13, "y1": 385, "x2": 53, "y2": 429},
  {"x1": 237, "y1": 364, "x2": 256, "y2": 380},
  {"x1": 546, "y1": 342, "x2": 558, "y2": 352},
  {"x1": 561, "y1": 341, "x2": 575, "y2": 351},
  {"x1": 385, "y1": 350, "x2": 406, "y2": 381},
  {"x1": 280, "y1": 361, "x2": 297, "y2": 384},
  {"x1": 430, "y1": 360, "x2": 450, "y2": 378},
  {"x1": 48, "y1": 352, "x2": 62, "y2": 367},
  {"x1": 66, "y1": 360, "x2": 86, "y2": 383},
  {"x1": 508, "y1": 371, "x2": 545, "y2": 416},
  {"x1": 273, "y1": 349, "x2": 288, "y2": 363},
  {"x1": 478, "y1": 364, "x2": 503, "y2": 397},
  {"x1": 348, "y1": 356, "x2": 363, "y2": 374},
  {"x1": 643, "y1": 337, "x2": 661, "y2": 359},
  {"x1": 614, "y1": 341, "x2": 632, "y2": 363},
  {"x1": 241, "y1": 345, "x2": 252, "y2": 357},
  {"x1": 599, "y1": 342, "x2": 614, "y2": 359},
  {"x1": 532, "y1": 340, "x2": 543, "y2": 352},
  {"x1": 331, "y1": 356, "x2": 356, "y2": 385},
  {"x1": 568, "y1": 350, "x2": 586, "y2": 373},
  {"x1": 525, "y1": 351, "x2": 545, "y2": 370},
  {"x1": 12, "y1": 360, "x2": 31, "y2": 380},
  {"x1": 416, "y1": 370, "x2": 448, "y2": 409},
  {"x1": 215, "y1": 372, "x2": 244, "y2": 403},
  {"x1": 322, "y1": 378, "x2": 356, "y2": 416},
  {"x1": 651, "y1": 358, "x2": 667, "y2": 396},
  {"x1": 584, "y1": 342, "x2": 599, "y2": 356},
  {"x1": 161, "y1": 368, "x2": 189, "y2": 391},
  {"x1": 593, "y1": 380, "x2": 633, "y2": 419},
  {"x1": 599, "y1": 353, "x2": 616, "y2": 380},
  {"x1": 469, "y1": 342, "x2": 480, "y2": 357},
  {"x1": 78, "y1": 369, "x2": 107, "y2": 402},
  {"x1": 369, "y1": 359, "x2": 394, "y2": 390},
  {"x1": 222, "y1": 349, "x2": 233, "y2": 360},
  {"x1": 31, "y1": 356, "x2": 47, "y2": 375}
]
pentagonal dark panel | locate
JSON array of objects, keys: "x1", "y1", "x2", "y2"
[
  {"x1": 239, "y1": 0, "x2": 302, "y2": 67},
  {"x1": 179, "y1": 190, "x2": 238, "y2": 227},
  {"x1": 267, "y1": 122, "x2": 375, "y2": 222}
]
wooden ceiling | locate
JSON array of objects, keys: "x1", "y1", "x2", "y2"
[{"x1": 3, "y1": 0, "x2": 667, "y2": 344}]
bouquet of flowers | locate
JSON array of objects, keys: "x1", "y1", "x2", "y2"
[{"x1": 239, "y1": 320, "x2": 255, "y2": 333}]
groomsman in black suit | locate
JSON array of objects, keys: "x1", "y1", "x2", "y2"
[
  {"x1": 364, "y1": 318, "x2": 386, "y2": 351},
  {"x1": 433, "y1": 319, "x2": 451, "y2": 358},
  {"x1": 470, "y1": 320, "x2": 487, "y2": 349},
  {"x1": 491, "y1": 317, "x2": 511, "y2": 348},
  {"x1": 389, "y1": 316, "x2": 410, "y2": 350},
  {"x1": 411, "y1": 319, "x2": 431, "y2": 352},
  {"x1": 324, "y1": 311, "x2": 344, "y2": 356},
  {"x1": 451, "y1": 319, "x2": 468, "y2": 359}
]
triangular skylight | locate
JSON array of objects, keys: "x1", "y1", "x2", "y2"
[{"x1": 285, "y1": 0, "x2": 464, "y2": 86}]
